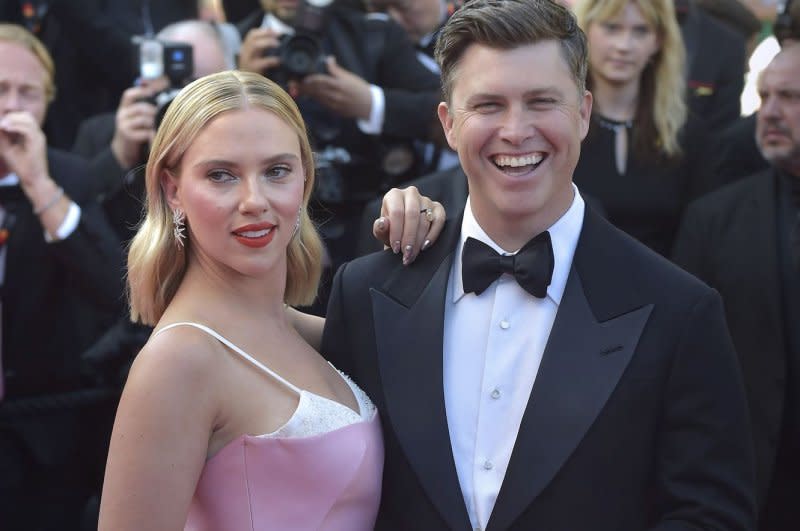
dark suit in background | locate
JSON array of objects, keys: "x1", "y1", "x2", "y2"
[
  {"x1": 673, "y1": 169, "x2": 799, "y2": 530},
  {"x1": 0, "y1": 148, "x2": 124, "y2": 531}
]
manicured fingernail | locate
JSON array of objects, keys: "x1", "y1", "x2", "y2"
[
  {"x1": 422, "y1": 239, "x2": 431, "y2": 251},
  {"x1": 403, "y1": 245, "x2": 413, "y2": 265},
  {"x1": 378, "y1": 217, "x2": 386, "y2": 231},
  {"x1": 392, "y1": 241, "x2": 401, "y2": 254}
]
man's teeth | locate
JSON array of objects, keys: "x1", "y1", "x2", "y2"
[
  {"x1": 494, "y1": 154, "x2": 544, "y2": 167},
  {"x1": 238, "y1": 228, "x2": 272, "y2": 238}
]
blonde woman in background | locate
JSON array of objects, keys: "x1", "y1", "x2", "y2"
[
  {"x1": 571, "y1": 0, "x2": 721, "y2": 256},
  {"x1": 99, "y1": 70, "x2": 442, "y2": 530}
]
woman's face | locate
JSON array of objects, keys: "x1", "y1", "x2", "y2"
[
  {"x1": 165, "y1": 106, "x2": 306, "y2": 279},
  {"x1": 586, "y1": 1, "x2": 661, "y2": 88}
]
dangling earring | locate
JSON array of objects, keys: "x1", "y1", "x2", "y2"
[
  {"x1": 293, "y1": 207, "x2": 302, "y2": 237},
  {"x1": 173, "y1": 208, "x2": 186, "y2": 248}
]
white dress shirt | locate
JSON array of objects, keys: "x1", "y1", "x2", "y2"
[
  {"x1": 0, "y1": 173, "x2": 81, "y2": 241},
  {"x1": 443, "y1": 186, "x2": 585, "y2": 530}
]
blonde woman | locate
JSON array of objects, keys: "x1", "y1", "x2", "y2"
[
  {"x1": 572, "y1": 0, "x2": 719, "y2": 256},
  {"x1": 99, "y1": 70, "x2": 442, "y2": 530}
]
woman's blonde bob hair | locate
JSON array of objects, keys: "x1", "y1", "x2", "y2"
[
  {"x1": 127, "y1": 70, "x2": 323, "y2": 326},
  {"x1": 574, "y1": 0, "x2": 687, "y2": 158}
]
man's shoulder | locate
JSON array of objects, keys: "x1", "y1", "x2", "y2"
[
  {"x1": 687, "y1": 170, "x2": 770, "y2": 218},
  {"x1": 581, "y1": 212, "x2": 713, "y2": 303}
]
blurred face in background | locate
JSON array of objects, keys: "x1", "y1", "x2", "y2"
[
  {"x1": 371, "y1": 0, "x2": 445, "y2": 43},
  {"x1": 585, "y1": 1, "x2": 660, "y2": 89},
  {"x1": 756, "y1": 44, "x2": 800, "y2": 176},
  {"x1": 0, "y1": 40, "x2": 48, "y2": 127},
  {"x1": 261, "y1": 0, "x2": 299, "y2": 22}
]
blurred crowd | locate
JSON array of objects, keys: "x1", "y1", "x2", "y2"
[{"x1": 0, "y1": 0, "x2": 797, "y2": 529}]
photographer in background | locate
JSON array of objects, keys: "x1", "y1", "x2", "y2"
[
  {"x1": 0, "y1": 23, "x2": 124, "y2": 531},
  {"x1": 236, "y1": 0, "x2": 441, "y2": 283},
  {"x1": 72, "y1": 19, "x2": 237, "y2": 242}
]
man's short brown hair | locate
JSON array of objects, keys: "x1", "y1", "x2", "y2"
[{"x1": 434, "y1": 0, "x2": 588, "y2": 104}]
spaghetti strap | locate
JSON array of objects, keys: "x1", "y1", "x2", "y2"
[{"x1": 155, "y1": 322, "x2": 303, "y2": 395}]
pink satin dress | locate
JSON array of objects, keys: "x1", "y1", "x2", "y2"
[{"x1": 155, "y1": 323, "x2": 384, "y2": 531}]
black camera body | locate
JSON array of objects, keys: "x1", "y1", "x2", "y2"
[
  {"x1": 266, "y1": 0, "x2": 331, "y2": 83},
  {"x1": 271, "y1": 32, "x2": 328, "y2": 80}
]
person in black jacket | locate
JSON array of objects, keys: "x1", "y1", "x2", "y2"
[
  {"x1": 673, "y1": 41, "x2": 800, "y2": 531},
  {"x1": 0, "y1": 24, "x2": 124, "y2": 531}
]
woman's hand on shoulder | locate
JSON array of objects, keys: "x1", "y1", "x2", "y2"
[
  {"x1": 98, "y1": 326, "x2": 220, "y2": 530},
  {"x1": 373, "y1": 186, "x2": 445, "y2": 265}
]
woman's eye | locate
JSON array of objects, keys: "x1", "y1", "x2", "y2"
[
  {"x1": 208, "y1": 169, "x2": 236, "y2": 183},
  {"x1": 266, "y1": 165, "x2": 292, "y2": 179}
]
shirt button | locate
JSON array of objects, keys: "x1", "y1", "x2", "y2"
[
  {"x1": 483, "y1": 460, "x2": 494, "y2": 470},
  {"x1": 499, "y1": 320, "x2": 510, "y2": 329},
  {"x1": 491, "y1": 388, "x2": 501, "y2": 399}
]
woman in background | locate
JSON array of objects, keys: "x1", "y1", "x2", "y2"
[
  {"x1": 572, "y1": 0, "x2": 719, "y2": 256},
  {"x1": 99, "y1": 70, "x2": 441, "y2": 530}
]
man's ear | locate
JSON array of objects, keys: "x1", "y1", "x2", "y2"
[
  {"x1": 161, "y1": 170, "x2": 181, "y2": 211},
  {"x1": 437, "y1": 101, "x2": 457, "y2": 152},
  {"x1": 578, "y1": 90, "x2": 593, "y2": 141}
]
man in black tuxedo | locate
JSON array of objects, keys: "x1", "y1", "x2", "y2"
[
  {"x1": 673, "y1": 42, "x2": 800, "y2": 531},
  {"x1": 322, "y1": 1, "x2": 756, "y2": 529},
  {"x1": 0, "y1": 23, "x2": 123, "y2": 531}
]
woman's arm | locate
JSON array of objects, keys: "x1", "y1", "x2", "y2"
[{"x1": 99, "y1": 331, "x2": 218, "y2": 530}]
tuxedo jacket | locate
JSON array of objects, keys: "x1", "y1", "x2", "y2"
[
  {"x1": 672, "y1": 169, "x2": 791, "y2": 520},
  {"x1": 323, "y1": 205, "x2": 756, "y2": 530},
  {"x1": 1, "y1": 148, "x2": 124, "y2": 399}
]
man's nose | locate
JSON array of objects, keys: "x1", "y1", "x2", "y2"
[
  {"x1": 759, "y1": 94, "x2": 781, "y2": 119},
  {"x1": 499, "y1": 106, "x2": 533, "y2": 145},
  {"x1": 1, "y1": 90, "x2": 22, "y2": 113}
]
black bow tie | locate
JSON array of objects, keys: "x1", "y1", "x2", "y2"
[{"x1": 461, "y1": 233, "x2": 554, "y2": 298}]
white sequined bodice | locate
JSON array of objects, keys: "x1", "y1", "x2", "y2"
[
  {"x1": 261, "y1": 372, "x2": 375, "y2": 439},
  {"x1": 155, "y1": 322, "x2": 376, "y2": 440}
]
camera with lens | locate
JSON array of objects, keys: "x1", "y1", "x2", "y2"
[{"x1": 266, "y1": 0, "x2": 333, "y2": 84}]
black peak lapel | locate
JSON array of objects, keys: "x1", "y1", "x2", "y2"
[
  {"x1": 487, "y1": 269, "x2": 653, "y2": 531},
  {"x1": 370, "y1": 217, "x2": 472, "y2": 531}
]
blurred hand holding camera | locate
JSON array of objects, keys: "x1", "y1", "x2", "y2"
[
  {"x1": 0, "y1": 111, "x2": 49, "y2": 191},
  {"x1": 111, "y1": 77, "x2": 169, "y2": 169},
  {"x1": 239, "y1": 27, "x2": 283, "y2": 75},
  {"x1": 296, "y1": 56, "x2": 373, "y2": 121}
]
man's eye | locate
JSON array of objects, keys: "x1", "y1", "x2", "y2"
[{"x1": 474, "y1": 102, "x2": 500, "y2": 112}]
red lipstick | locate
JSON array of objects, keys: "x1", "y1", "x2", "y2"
[{"x1": 232, "y1": 222, "x2": 276, "y2": 248}]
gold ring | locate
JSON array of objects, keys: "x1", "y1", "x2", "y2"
[{"x1": 420, "y1": 207, "x2": 434, "y2": 223}]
